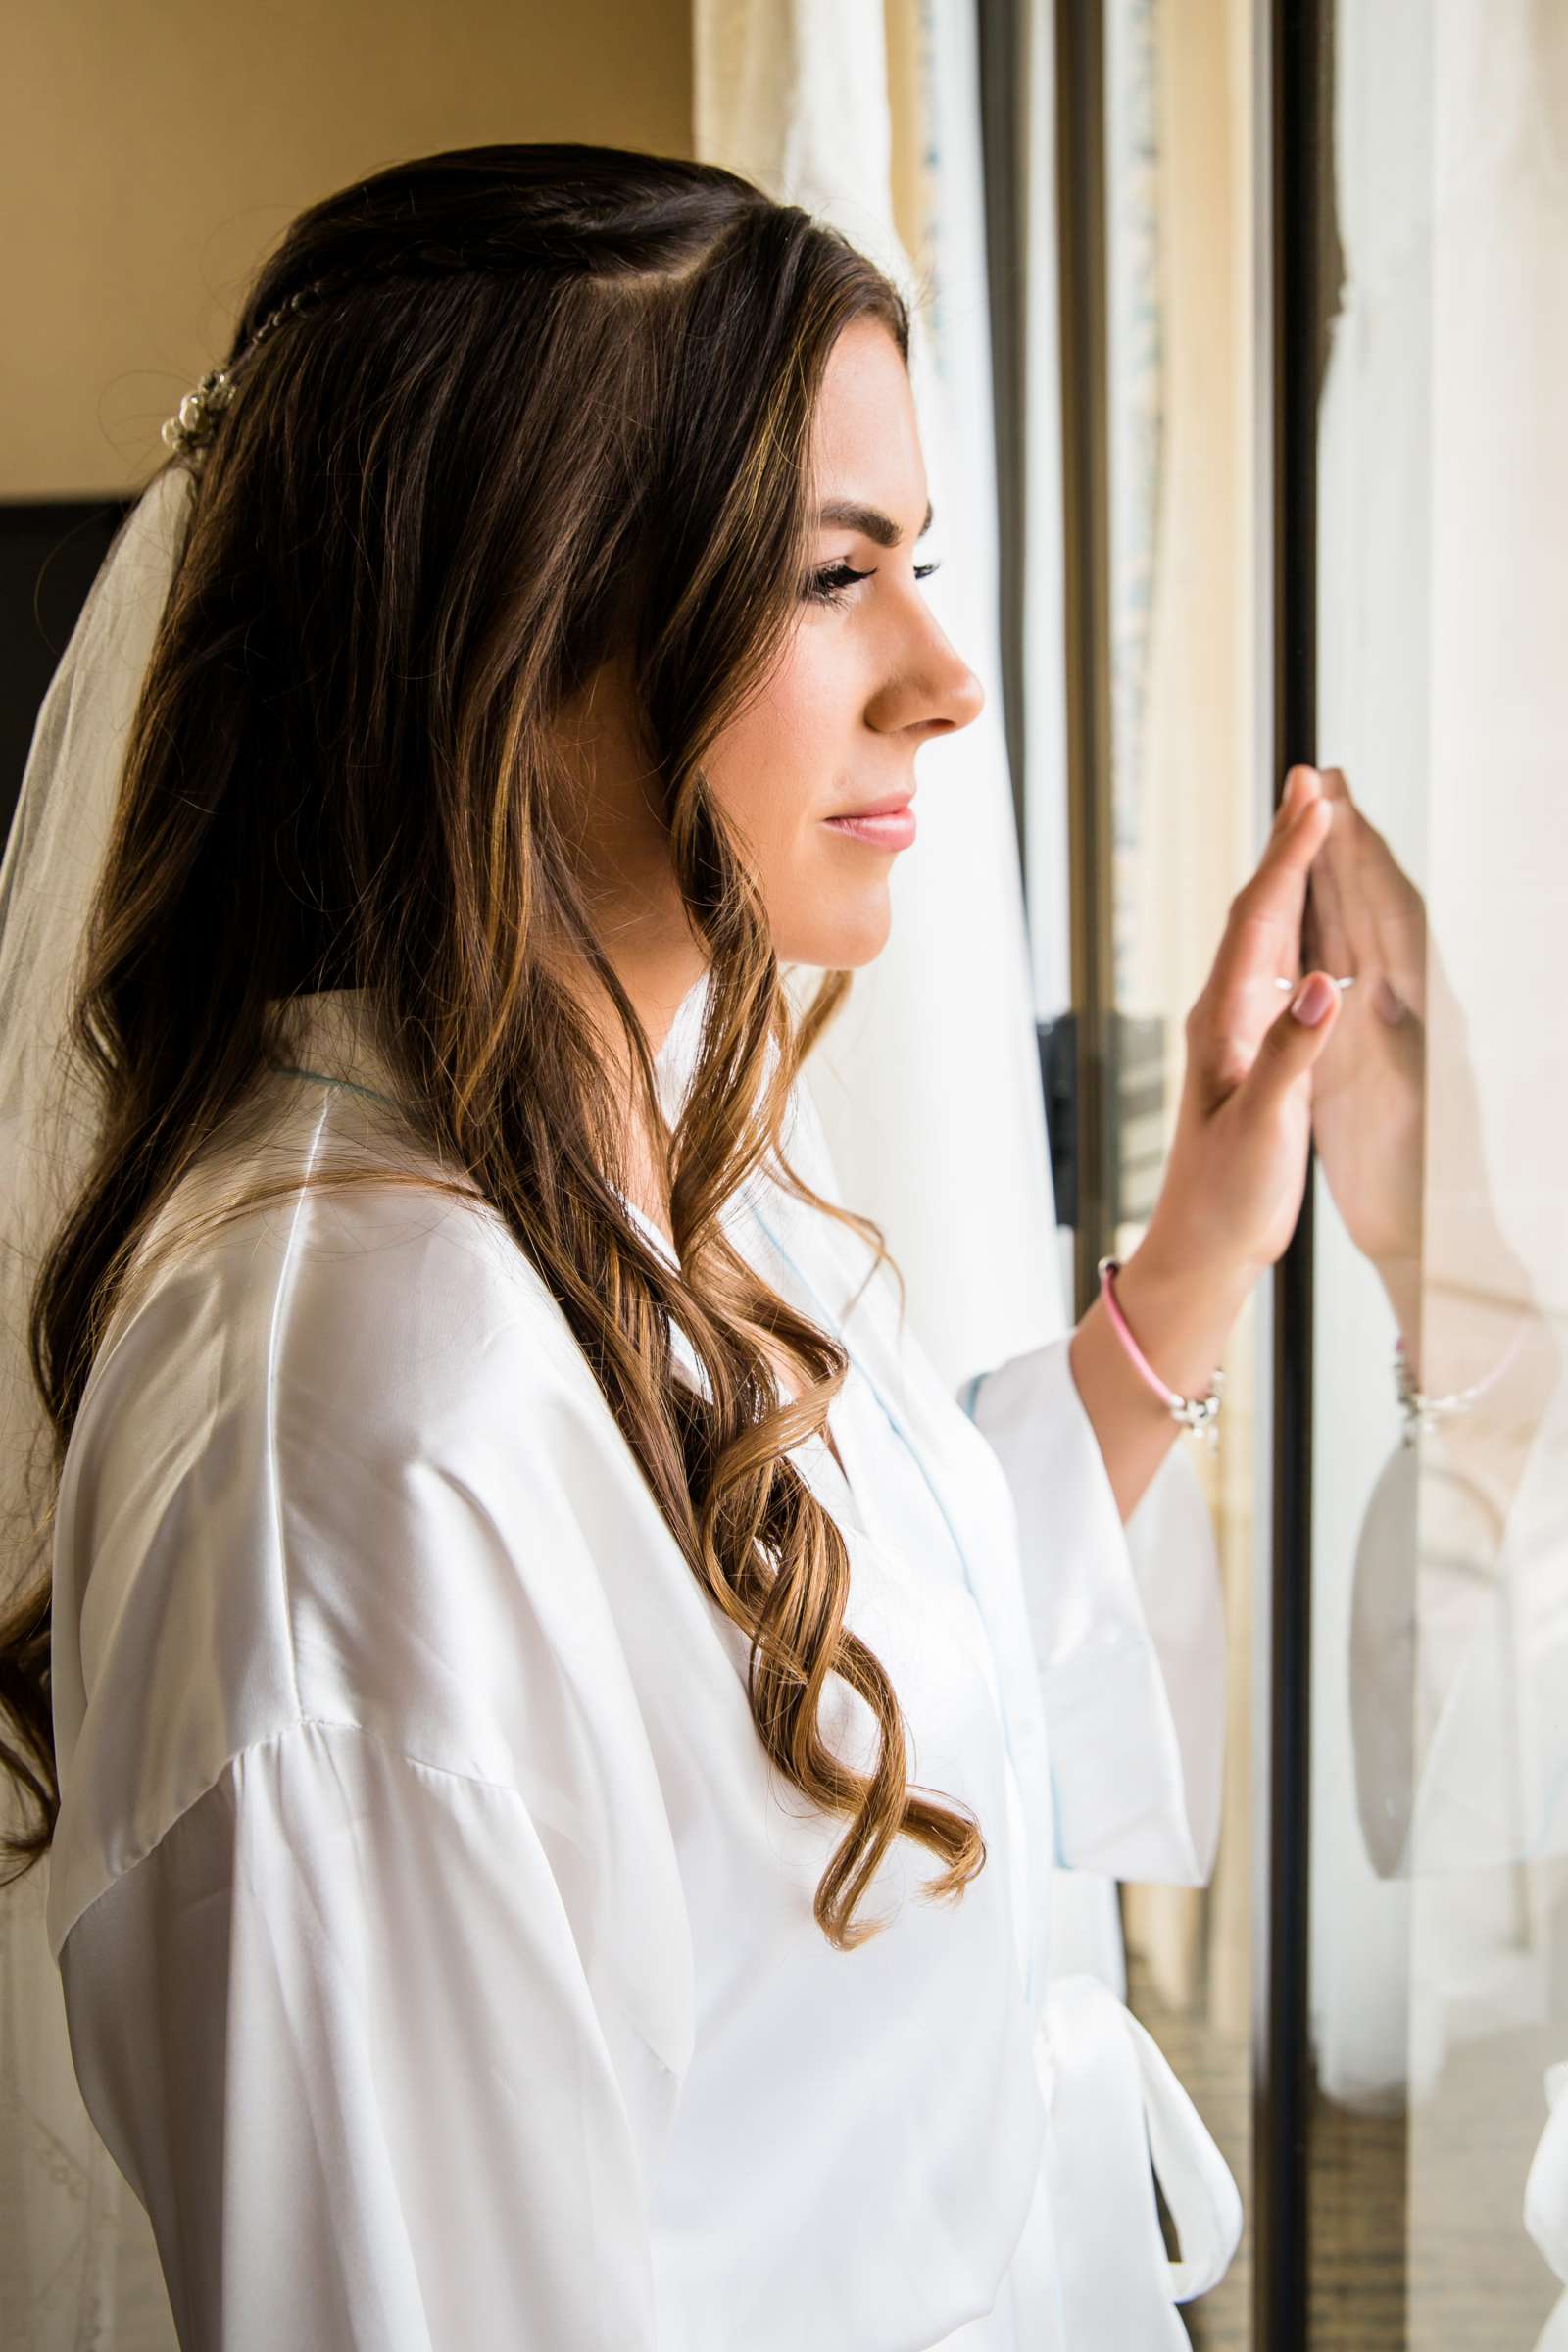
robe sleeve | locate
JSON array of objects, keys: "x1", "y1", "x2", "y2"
[
  {"x1": 960, "y1": 1334, "x2": 1227, "y2": 1886},
  {"x1": 1349, "y1": 1384, "x2": 1568, "y2": 1877},
  {"x1": 56, "y1": 1713, "x2": 672, "y2": 2351},
  {"x1": 779, "y1": 1064, "x2": 1227, "y2": 1886}
]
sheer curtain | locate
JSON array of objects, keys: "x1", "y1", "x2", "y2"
[{"x1": 695, "y1": 0, "x2": 1065, "y2": 1397}]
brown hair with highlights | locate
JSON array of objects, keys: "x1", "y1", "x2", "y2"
[{"x1": 0, "y1": 142, "x2": 985, "y2": 1950}]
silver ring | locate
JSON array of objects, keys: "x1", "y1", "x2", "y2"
[{"x1": 1276, "y1": 974, "x2": 1355, "y2": 991}]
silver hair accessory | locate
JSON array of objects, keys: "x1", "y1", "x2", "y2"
[
  {"x1": 159, "y1": 241, "x2": 514, "y2": 457},
  {"x1": 161, "y1": 367, "x2": 236, "y2": 455},
  {"x1": 160, "y1": 290, "x2": 308, "y2": 454},
  {"x1": 160, "y1": 280, "x2": 337, "y2": 455}
]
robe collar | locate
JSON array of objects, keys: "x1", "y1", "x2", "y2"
[{"x1": 268, "y1": 967, "x2": 713, "y2": 1126}]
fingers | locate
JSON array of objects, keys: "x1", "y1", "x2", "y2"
[
  {"x1": 1306, "y1": 772, "x2": 1352, "y2": 977},
  {"x1": 1240, "y1": 960, "x2": 1345, "y2": 1125},
  {"x1": 1315, "y1": 766, "x2": 1429, "y2": 1021},
  {"x1": 1315, "y1": 770, "x2": 1379, "y2": 983},
  {"x1": 1207, "y1": 768, "x2": 1330, "y2": 1005},
  {"x1": 1186, "y1": 774, "x2": 1331, "y2": 1098},
  {"x1": 1261, "y1": 768, "x2": 1332, "y2": 891},
  {"x1": 1272, "y1": 765, "x2": 1313, "y2": 830}
]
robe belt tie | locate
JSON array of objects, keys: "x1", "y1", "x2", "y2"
[{"x1": 1032, "y1": 1972, "x2": 1244, "y2": 2332}]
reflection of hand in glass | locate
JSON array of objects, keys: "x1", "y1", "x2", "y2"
[
  {"x1": 1298, "y1": 766, "x2": 1427, "y2": 1293},
  {"x1": 1312, "y1": 776, "x2": 1568, "y2": 1906},
  {"x1": 1300, "y1": 766, "x2": 1551, "y2": 1433}
]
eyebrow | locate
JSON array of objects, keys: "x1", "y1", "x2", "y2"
[{"x1": 815, "y1": 497, "x2": 934, "y2": 548}]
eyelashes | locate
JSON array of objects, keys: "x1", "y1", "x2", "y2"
[{"x1": 803, "y1": 559, "x2": 942, "y2": 608}]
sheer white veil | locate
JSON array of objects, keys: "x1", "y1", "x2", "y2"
[{"x1": 0, "y1": 460, "x2": 196, "y2": 2346}]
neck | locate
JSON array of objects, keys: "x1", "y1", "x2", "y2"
[{"x1": 546, "y1": 943, "x2": 713, "y2": 1232}]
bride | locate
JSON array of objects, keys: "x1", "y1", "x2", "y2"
[{"x1": 0, "y1": 141, "x2": 1344, "y2": 2349}]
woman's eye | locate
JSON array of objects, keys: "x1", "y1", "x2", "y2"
[
  {"x1": 803, "y1": 559, "x2": 943, "y2": 607},
  {"x1": 805, "y1": 562, "x2": 874, "y2": 606}
]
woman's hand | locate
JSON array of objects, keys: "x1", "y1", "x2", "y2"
[
  {"x1": 1141, "y1": 764, "x2": 1342, "y2": 1288},
  {"x1": 1069, "y1": 766, "x2": 1336, "y2": 1519}
]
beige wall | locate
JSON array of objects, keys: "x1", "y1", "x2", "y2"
[{"x1": 2, "y1": 2, "x2": 693, "y2": 498}]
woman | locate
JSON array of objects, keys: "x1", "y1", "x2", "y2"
[{"x1": 0, "y1": 144, "x2": 1341, "y2": 2347}]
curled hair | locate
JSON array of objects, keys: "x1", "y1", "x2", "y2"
[{"x1": 0, "y1": 142, "x2": 985, "y2": 1951}]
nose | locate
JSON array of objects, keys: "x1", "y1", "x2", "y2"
[
  {"x1": 918, "y1": 648, "x2": 985, "y2": 746},
  {"x1": 873, "y1": 608, "x2": 986, "y2": 742},
  {"x1": 934, "y1": 648, "x2": 986, "y2": 737}
]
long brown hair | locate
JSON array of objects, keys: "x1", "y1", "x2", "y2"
[{"x1": 0, "y1": 142, "x2": 986, "y2": 1950}]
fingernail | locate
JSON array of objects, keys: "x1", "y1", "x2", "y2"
[{"x1": 1291, "y1": 973, "x2": 1335, "y2": 1026}]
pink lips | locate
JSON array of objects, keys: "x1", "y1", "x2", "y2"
[{"x1": 823, "y1": 804, "x2": 917, "y2": 851}]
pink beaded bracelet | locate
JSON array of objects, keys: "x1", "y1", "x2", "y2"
[{"x1": 1098, "y1": 1256, "x2": 1226, "y2": 1446}]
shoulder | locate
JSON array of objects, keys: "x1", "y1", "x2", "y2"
[
  {"x1": 49, "y1": 1095, "x2": 666, "y2": 1955},
  {"x1": 85, "y1": 1089, "x2": 592, "y2": 1478}
]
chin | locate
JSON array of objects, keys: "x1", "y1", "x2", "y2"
[{"x1": 774, "y1": 896, "x2": 893, "y2": 972}]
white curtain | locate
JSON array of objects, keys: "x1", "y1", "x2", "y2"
[{"x1": 695, "y1": 0, "x2": 1066, "y2": 1398}]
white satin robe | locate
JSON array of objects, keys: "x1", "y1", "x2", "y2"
[{"x1": 45, "y1": 982, "x2": 1241, "y2": 2349}]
